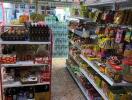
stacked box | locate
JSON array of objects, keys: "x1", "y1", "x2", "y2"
[{"x1": 45, "y1": 16, "x2": 68, "y2": 57}]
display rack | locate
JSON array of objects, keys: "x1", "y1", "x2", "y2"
[
  {"x1": 66, "y1": 66, "x2": 91, "y2": 100},
  {"x1": 67, "y1": 26, "x2": 105, "y2": 100},
  {"x1": 80, "y1": 55, "x2": 132, "y2": 86},
  {"x1": 0, "y1": 25, "x2": 53, "y2": 100},
  {"x1": 67, "y1": 1, "x2": 132, "y2": 98},
  {"x1": 67, "y1": 29, "x2": 132, "y2": 99},
  {"x1": 71, "y1": 33, "x2": 131, "y2": 86},
  {"x1": 69, "y1": 53, "x2": 108, "y2": 100}
]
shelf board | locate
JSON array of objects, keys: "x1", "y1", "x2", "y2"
[
  {"x1": 88, "y1": 0, "x2": 129, "y2": 7},
  {"x1": 87, "y1": 0, "x2": 132, "y2": 9},
  {"x1": 69, "y1": 53, "x2": 80, "y2": 66},
  {"x1": 68, "y1": 53, "x2": 107, "y2": 100},
  {"x1": 69, "y1": 28, "x2": 96, "y2": 38},
  {"x1": 70, "y1": 40, "x2": 81, "y2": 50},
  {"x1": 1, "y1": 61, "x2": 47, "y2": 67},
  {"x1": 4, "y1": 25, "x2": 24, "y2": 27},
  {"x1": 80, "y1": 54, "x2": 132, "y2": 86},
  {"x1": 80, "y1": 67, "x2": 108, "y2": 100},
  {"x1": 3, "y1": 81, "x2": 50, "y2": 88},
  {"x1": 68, "y1": 16, "x2": 95, "y2": 22},
  {"x1": 73, "y1": 30, "x2": 83, "y2": 37},
  {"x1": 3, "y1": 0, "x2": 74, "y2": 6},
  {"x1": 88, "y1": 1, "x2": 113, "y2": 7},
  {"x1": 66, "y1": 66, "x2": 91, "y2": 100},
  {"x1": 0, "y1": 40, "x2": 51, "y2": 44},
  {"x1": 69, "y1": 28, "x2": 75, "y2": 33}
]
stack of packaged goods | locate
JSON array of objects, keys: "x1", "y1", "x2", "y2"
[
  {"x1": 0, "y1": 23, "x2": 52, "y2": 100},
  {"x1": 45, "y1": 16, "x2": 68, "y2": 57}
]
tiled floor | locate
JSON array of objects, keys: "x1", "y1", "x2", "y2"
[{"x1": 52, "y1": 58, "x2": 85, "y2": 100}]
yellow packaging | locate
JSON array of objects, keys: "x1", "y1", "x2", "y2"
[
  {"x1": 101, "y1": 81, "x2": 109, "y2": 97},
  {"x1": 94, "y1": 75, "x2": 102, "y2": 88},
  {"x1": 35, "y1": 92, "x2": 50, "y2": 100},
  {"x1": 108, "y1": 90, "x2": 127, "y2": 100}
]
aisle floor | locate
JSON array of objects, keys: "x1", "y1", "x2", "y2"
[{"x1": 52, "y1": 58, "x2": 85, "y2": 100}]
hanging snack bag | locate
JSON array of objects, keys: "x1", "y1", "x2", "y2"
[
  {"x1": 124, "y1": 30, "x2": 131, "y2": 43},
  {"x1": 114, "y1": 10, "x2": 125, "y2": 25},
  {"x1": 115, "y1": 28, "x2": 125, "y2": 43}
]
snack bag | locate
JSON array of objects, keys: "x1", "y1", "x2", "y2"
[
  {"x1": 115, "y1": 29, "x2": 125, "y2": 43},
  {"x1": 114, "y1": 10, "x2": 125, "y2": 25},
  {"x1": 124, "y1": 31, "x2": 131, "y2": 43}
]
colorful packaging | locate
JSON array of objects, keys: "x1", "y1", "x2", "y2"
[
  {"x1": 124, "y1": 31, "x2": 131, "y2": 43},
  {"x1": 115, "y1": 29, "x2": 125, "y2": 43}
]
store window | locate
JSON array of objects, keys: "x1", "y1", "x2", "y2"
[
  {"x1": 41, "y1": 6, "x2": 45, "y2": 10},
  {"x1": 0, "y1": 5, "x2": 4, "y2": 22},
  {"x1": 20, "y1": 4, "x2": 25, "y2": 9},
  {"x1": 30, "y1": 5, "x2": 35, "y2": 9}
]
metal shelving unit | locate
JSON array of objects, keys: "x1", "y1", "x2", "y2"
[
  {"x1": 68, "y1": 52, "x2": 108, "y2": 100},
  {"x1": 0, "y1": 26, "x2": 53, "y2": 100},
  {"x1": 80, "y1": 54, "x2": 132, "y2": 86},
  {"x1": 67, "y1": 0, "x2": 132, "y2": 100},
  {"x1": 80, "y1": 67, "x2": 108, "y2": 100},
  {"x1": 66, "y1": 66, "x2": 91, "y2": 100}
]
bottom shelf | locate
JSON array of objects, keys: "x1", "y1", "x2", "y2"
[
  {"x1": 3, "y1": 85, "x2": 50, "y2": 100},
  {"x1": 66, "y1": 66, "x2": 90, "y2": 100},
  {"x1": 80, "y1": 68, "x2": 108, "y2": 100}
]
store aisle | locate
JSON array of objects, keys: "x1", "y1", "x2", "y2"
[{"x1": 52, "y1": 58, "x2": 85, "y2": 100}]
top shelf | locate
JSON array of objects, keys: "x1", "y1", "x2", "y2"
[
  {"x1": 0, "y1": 40, "x2": 51, "y2": 45},
  {"x1": 3, "y1": 25, "x2": 24, "y2": 27},
  {"x1": 3, "y1": 0, "x2": 74, "y2": 6},
  {"x1": 68, "y1": 17, "x2": 95, "y2": 23},
  {"x1": 88, "y1": 0, "x2": 132, "y2": 8}
]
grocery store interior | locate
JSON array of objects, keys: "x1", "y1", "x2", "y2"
[{"x1": 0, "y1": 0, "x2": 132, "y2": 100}]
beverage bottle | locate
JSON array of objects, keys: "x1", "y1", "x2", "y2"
[
  {"x1": 5, "y1": 89, "x2": 13, "y2": 100},
  {"x1": 12, "y1": 88, "x2": 17, "y2": 100},
  {"x1": 17, "y1": 88, "x2": 27, "y2": 100},
  {"x1": 27, "y1": 87, "x2": 35, "y2": 100},
  {"x1": 4, "y1": 89, "x2": 8, "y2": 100}
]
